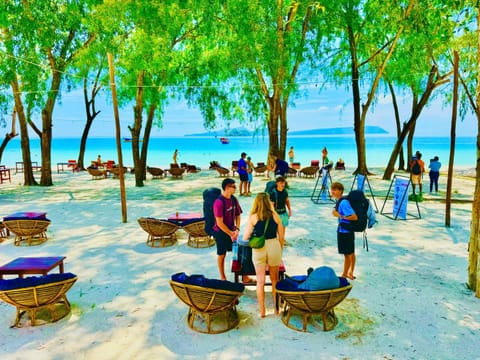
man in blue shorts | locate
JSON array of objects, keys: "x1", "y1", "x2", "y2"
[{"x1": 237, "y1": 152, "x2": 248, "y2": 196}]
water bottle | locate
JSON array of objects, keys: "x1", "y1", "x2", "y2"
[{"x1": 232, "y1": 241, "x2": 238, "y2": 261}]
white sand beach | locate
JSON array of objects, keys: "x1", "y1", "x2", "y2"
[{"x1": 0, "y1": 166, "x2": 479, "y2": 360}]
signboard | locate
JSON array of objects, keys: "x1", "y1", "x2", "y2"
[{"x1": 393, "y1": 177, "x2": 409, "y2": 219}]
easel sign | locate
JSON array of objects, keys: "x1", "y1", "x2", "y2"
[
  {"x1": 380, "y1": 175, "x2": 421, "y2": 220},
  {"x1": 350, "y1": 173, "x2": 378, "y2": 212},
  {"x1": 310, "y1": 167, "x2": 335, "y2": 204}
]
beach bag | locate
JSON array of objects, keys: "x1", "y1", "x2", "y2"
[
  {"x1": 249, "y1": 219, "x2": 269, "y2": 249},
  {"x1": 335, "y1": 190, "x2": 370, "y2": 232},
  {"x1": 203, "y1": 188, "x2": 221, "y2": 236},
  {"x1": 411, "y1": 160, "x2": 421, "y2": 175}
]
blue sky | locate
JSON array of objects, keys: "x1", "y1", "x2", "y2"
[{"x1": 49, "y1": 85, "x2": 477, "y2": 138}]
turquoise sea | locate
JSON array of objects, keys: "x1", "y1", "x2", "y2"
[{"x1": 0, "y1": 135, "x2": 476, "y2": 170}]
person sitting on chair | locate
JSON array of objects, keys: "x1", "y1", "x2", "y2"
[{"x1": 335, "y1": 158, "x2": 345, "y2": 170}]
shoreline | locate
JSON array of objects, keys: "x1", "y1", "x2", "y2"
[{"x1": 0, "y1": 166, "x2": 478, "y2": 359}]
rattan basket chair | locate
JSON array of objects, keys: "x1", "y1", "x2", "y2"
[
  {"x1": 214, "y1": 167, "x2": 230, "y2": 177},
  {"x1": 3, "y1": 219, "x2": 51, "y2": 246},
  {"x1": 147, "y1": 166, "x2": 164, "y2": 179},
  {"x1": 170, "y1": 280, "x2": 244, "y2": 334},
  {"x1": 168, "y1": 167, "x2": 185, "y2": 179},
  {"x1": 276, "y1": 284, "x2": 353, "y2": 332},
  {"x1": 254, "y1": 164, "x2": 267, "y2": 176},
  {"x1": 299, "y1": 166, "x2": 319, "y2": 178},
  {"x1": 0, "y1": 274, "x2": 77, "y2": 327},
  {"x1": 0, "y1": 222, "x2": 8, "y2": 241},
  {"x1": 87, "y1": 167, "x2": 107, "y2": 179},
  {"x1": 137, "y1": 217, "x2": 179, "y2": 247},
  {"x1": 182, "y1": 220, "x2": 215, "y2": 248}
]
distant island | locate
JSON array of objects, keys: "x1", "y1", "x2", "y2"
[{"x1": 185, "y1": 125, "x2": 388, "y2": 137}]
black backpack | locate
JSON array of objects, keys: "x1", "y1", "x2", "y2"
[
  {"x1": 335, "y1": 190, "x2": 369, "y2": 232},
  {"x1": 411, "y1": 160, "x2": 421, "y2": 175},
  {"x1": 203, "y1": 188, "x2": 222, "y2": 236}
]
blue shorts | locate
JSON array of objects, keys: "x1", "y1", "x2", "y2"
[
  {"x1": 278, "y1": 212, "x2": 289, "y2": 227},
  {"x1": 248, "y1": 173, "x2": 253, "y2": 182},
  {"x1": 239, "y1": 173, "x2": 248, "y2": 182},
  {"x1": 214, "y1": 230, "x2": 232, "y2": 255}
]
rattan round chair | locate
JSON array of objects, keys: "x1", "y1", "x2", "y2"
[
  {"x1": 276, "y1": 284, "x2": 353, "y2": 332},
  {"x1": 137, "y1": 218, "x2": 179, "y2": 247},
  {"x1": 3, "y1": 219, "x2": 51, "y2": 246}
]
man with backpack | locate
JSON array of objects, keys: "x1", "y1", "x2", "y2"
[
  {"x1": 331, "y1": 182, "x2": 358, "y2": 281},
  {"x1": 410, "y1": 151, "x2": 425, "y2": 195}
]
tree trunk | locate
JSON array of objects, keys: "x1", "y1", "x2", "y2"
[
  {"x1": 78, "y1": 75, "x2": 102, "y2": 170},
  {"x1": 11, "y1": 77, "x2": 37, "y2": 186},
  {"x1": 388, "y1": 81, "x2": 405, "y2": 170},
  {"x1": 0, "y1": 110, "x2": 18, "y2": 163},
  {"x1": 140, "y1": 104, "x2": 157, "y2": 181},
  {"x1": 467, "y1": 7, "x2": 480, "y2": 296},
  {"x1": 132, "y1": 71, "x2": 145, "y2": 187}
]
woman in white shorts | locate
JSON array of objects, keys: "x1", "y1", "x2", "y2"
[{"x1": 243, "y1": 192, "x2": 284, "y2": 317}]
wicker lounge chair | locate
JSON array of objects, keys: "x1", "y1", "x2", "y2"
[
  {"x1": 287, "y1": 167, "x2": 297, "y2": 177},
  {"x1": 276, "y1": 284, "x2": 353, "y2": 332},
  {"x1": 299, "y1": 166, "x2": 319, "y2": 178},
  {"x1": 110, "y1": 166, "x2": 128, "y2": 179},
  {"x1": 167, "y1": 167, "x2": 185, "y2": 179},
  {"x1": 137, "y1": 217, "x2": 179, "y2": 247},
  {"x1": 182, "y1": 220, "x2": 215, "y2": 248},
  {"x1": 214, "y1": 166, "x2": 230, "y2": 177},
  {"x1": 3, "y1": 219, "x2": 51, "y2": 246},
  {"x1": 147, "y1": 166, "x2": 164, "y2": 179},
  {"x1": 0, "y1": 273, "x2": 77, "y2": 327},
  {"x1": 170, "y1": 280, "x2": 244, "y2": 334},
  {"x1": 87, "y1": 167, "x2": 107, "y2": 179},
  {"x1": 254, "y1": 164, "x2": 267, "y2": 176},
  {"x1": 0, "y1": 222, "x2": 8, "y2": 241}
]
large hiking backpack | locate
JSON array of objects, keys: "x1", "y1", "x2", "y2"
[
  {"x1": 265, "y1": 180, "x2": 276, "y2": 194},
  {"x1": 411, "y1": 160, "x2": 421, "y2": 175},
  {"x1": 336, "y1": 190, "x2": 371, "y2": 232},
  {"x1": 203, "y1": 187, "x2": 221, "y2": 236}
]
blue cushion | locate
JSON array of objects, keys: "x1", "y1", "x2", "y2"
[
  {"x1": 276, "y1": 274, "x2": 350, "y2": 292},
  {"x1": 171, "y1": 272, "x2": 244, "y2": 292},
  {"x1": 0, "y1": 272, "x2": 77, "y2": 291},
  {"x1": 297, "y1": 266, "x2": 340, "y2": 291}
]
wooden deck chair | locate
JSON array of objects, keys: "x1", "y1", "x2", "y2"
[
  {"x1": 3, "y1": 219, "x2": 51, "y2": 246},
  {"x1": 182, "y1": 220, "x2": 215, "y2": 248},
  {"x1": 276, "y1": 284, "x2": 353, "y2": 332},
  {"x1": 137, "y1": 217, "x2": 179, "y2": 247}
]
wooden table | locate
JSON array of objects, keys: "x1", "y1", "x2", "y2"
[
  {"x1": 0, "y1": 256, "x2": 66, "y2": 279},
  {"x1": 167, "y1": 212, "x2": 202, "y2": 226}
]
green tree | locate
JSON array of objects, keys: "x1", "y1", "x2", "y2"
[
  {"x1": 319, "y1": 0, "x2": 416, "y2": 174},
  {"x1": 0, "y1": 0, "x2": 97, "y2": 186},
  {"x1": 184, "y1": 1, "x2": 325, "y2": 160}
]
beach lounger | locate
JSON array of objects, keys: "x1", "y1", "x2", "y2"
[
  {"x1": 167, "y1": 167, "x2": 185, "y2": 178},
  {"x1": 137, "y1": 217, "x2": 179, "y2": 247},
  {"x1": 299, "y1": 166, "x2": 319, "y2": 178},
  {"x1": 87, "y1": 167, "x2": 107, "y2": 179},
  {"x1": 147, "y1": 166, "x2": 164, "y2": 179},
  {"x1": 214, "y1": 167, "x2": 230, "y2": 177}
]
